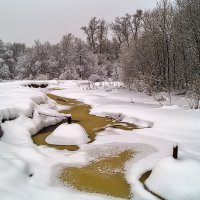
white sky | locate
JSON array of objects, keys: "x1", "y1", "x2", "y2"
[{"x1": 0, "y1": 0, "x2": 158, "y2": 46}]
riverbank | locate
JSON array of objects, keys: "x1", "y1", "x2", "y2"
[
  {"x1": 32, "y1": 93, "x2": 138, "y2": 199},
  {"x1": 0, "y1": 80, "x2": 200, "y2": 200}
]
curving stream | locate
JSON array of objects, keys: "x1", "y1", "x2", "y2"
[
  {"x1": 32, "y1": 94, "x2": 136, "y2": 151},
  {"x1": 32, "y1": 93, "x2": 162, "y2": 199}
]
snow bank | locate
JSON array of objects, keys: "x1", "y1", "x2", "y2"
[
  {"x1": 51, "y1": 80, "x2": 200, "y2": 200},
  {"x1": 0, "y1": 82, "x2": 47, "y2": 120},
  {"x1": 46, "y1": 123, "x2": 90, "y2": 145},
  {"x1": 145, "y1": 157, "x2": 200, "y2": 200},
  {"x1": 36, "y1": 107, "x2": 70, "y2": 119},
  {"x1": 0, "y1": 81, "x2": 114, "y2": 200},
  {"x1": 1, "y1": 80, "x2": 200, "y2": 200}
]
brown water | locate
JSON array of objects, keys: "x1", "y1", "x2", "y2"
[
  {"x1": 139, "y1": 171, "x2": 151, "y2": 184},
  {"x1": 32, "y1": 94, "x2": 136, "y2": 151},
  {"x1": 140, "y1": 171, "x2": 165, "y2": 200},
  {"x1": 32, "y1": 93, "x2": 137, "y2": 199},
  {"x1": 31, "y1": 93, "x2": 164, "y2": 200},
  {"x1": 60, "y1": 150, "x2": 134, "y2": 199}
]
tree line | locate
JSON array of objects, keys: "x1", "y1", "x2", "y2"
[
  {"x1": 119, "y1": 0, "x2": 200, "y2": 108},
  {"x1": 0, "y1": 20, "x2": 119, "y2": 82},
  {"x1": 0, "y1": 0, "x2": 199, "y2": 108}
]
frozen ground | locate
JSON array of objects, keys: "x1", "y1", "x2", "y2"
[{"x1": 0, "y1": 80, "x2": 200, "y2": 200}]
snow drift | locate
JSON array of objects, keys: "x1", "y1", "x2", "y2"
[
  {"x1": 45, "y1": 123, "x2": 90, "y2": 145},
  {"x1": 145, "y1": 157, "x2": 200, "y2": 200}
]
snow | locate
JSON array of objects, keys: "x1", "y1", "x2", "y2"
[
  {"x1": 0, "y1": 80, "x2": 200, "y2": 200},
  {"x1": 0, "y1": 81, "x2": 114, "y2": 200},
  {"x1": 46, "y1": 123, "x2": 90, "y2": 145},
  {"x1": 0, "y1": 82, "x2": 47, "y2": 120},
  {"x1": 51, "y1": 80, "x2": 200, "y2": 200},
  {"x1": 37, "y1": 107, "x2": 70, "y2": 118},
  {"x1": 0, "y1": 58, "x2": 4, "y2": 63},
  {"x1": 145, "y1": 157, "x2": 200, "y2": 200}
]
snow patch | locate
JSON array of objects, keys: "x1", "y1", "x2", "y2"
[
  {"x1": 46, "y1": 123, "x2": 90, "y2": 145},
  {"x1": 145, "y1": 157, "x2": 200, "y2": 200}
]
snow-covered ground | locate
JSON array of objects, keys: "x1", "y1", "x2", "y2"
[
  {"x1": 145, "y1": 157, "x2": 200, "y2": 200},
  {"x1": 0, "y1": 80, "x2": 200, "y2": 200}
]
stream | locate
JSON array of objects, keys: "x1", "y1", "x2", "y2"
[
  {"x1": 32, "y1": 93, "x2": 160, "y2": 199},
  {"x1": 32, "y1": 94, "x2": 136, "y2": 151}
]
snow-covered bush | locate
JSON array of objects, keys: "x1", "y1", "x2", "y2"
[
  {"x1": 89, "y1": 74, "x2": 103, "y2": 83},
  {"x1": 59, "y1": 67, "x2": 79, "y2": 80},
  {"x1": 0, "y1": 64, "x2": 10, "y2": 80}
]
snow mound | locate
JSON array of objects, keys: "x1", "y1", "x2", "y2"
[
  {"x1": 45, "y1": 123, "x2": 90, "y2": 145},
  {"x1": 37, "y1": 108, "x2": 70, "y2": 118},
  {"x1": 145, "y1": 157, "x2": 200, "y2": 200}
]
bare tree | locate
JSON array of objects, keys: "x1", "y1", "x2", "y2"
[
  {"x1": 96, "y1": 19, "x2": 108, "y2": 54},
  {"x1": 81, "y1": 17, "x2": 99, "y2": 53}
]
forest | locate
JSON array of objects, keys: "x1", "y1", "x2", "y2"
[{"x1": 0, "y1": 0, "x2": 200, "y2": 108}]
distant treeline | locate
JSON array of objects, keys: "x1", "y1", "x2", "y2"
[{"x1": 0, "y1": 0, "x2": 200, "y2": 108}]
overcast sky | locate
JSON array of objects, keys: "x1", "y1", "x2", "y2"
[{"x1": 0, "y1": 0, "x2": 158, "y2": 46}]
